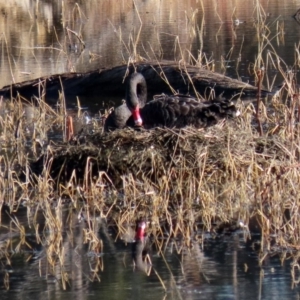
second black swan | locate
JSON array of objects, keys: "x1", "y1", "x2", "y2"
[{"x1": 104, "y1": 72, "x2": 240, "y2": 130}]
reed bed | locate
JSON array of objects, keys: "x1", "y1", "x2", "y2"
[
  {"x1": 3, "y1": 91, "x2": 298, "y2": 253},
  {"x1": 2, "y1": 89, "x2": 300, "y2": 289},
  {"x1": 26, "y1": 92, "x2": 300, "y2": 289}
]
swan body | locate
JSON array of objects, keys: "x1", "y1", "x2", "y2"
[{"x1": 104, "y1": 72, "x2": 239, "y2": 131}]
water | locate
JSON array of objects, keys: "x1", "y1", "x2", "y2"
[
  {"x1": 1, "y1": 0, "x2": 300, "y2": 298},
  {"x1": 1, "y1": 0, "x2": 300, "y2": 92},
  {"x1": 1, "y1": 208, "x2": 300, "y2": 300}
]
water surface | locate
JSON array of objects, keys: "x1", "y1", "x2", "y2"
[
  {"x1": 1, "y1": 209, "x2": 300, "y2": 300},
  {"x1": 1, "y1": 0, "x2": 300, "y2": 94}
]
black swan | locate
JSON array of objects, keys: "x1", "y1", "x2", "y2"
[{"x1": 104, "y1": 72, "x2": 240, "y2": 131}]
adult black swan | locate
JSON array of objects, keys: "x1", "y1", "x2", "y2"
[{"x1": 104, "y1": 72, "x2": 240, "y2": 131}]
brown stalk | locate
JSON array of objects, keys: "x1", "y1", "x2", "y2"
[{"x1": 256, "y1": 68, "x2": 264, "y2": 136}]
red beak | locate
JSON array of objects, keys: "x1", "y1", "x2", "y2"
[{"x1": 131, "y1": 107, "x2": 143, "y2": 126}]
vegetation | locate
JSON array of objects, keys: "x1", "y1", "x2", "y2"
[{"x1": 0, "y1": 0, "x2": 300, "y2": 293}]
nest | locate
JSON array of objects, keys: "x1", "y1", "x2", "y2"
[
  {"x1": 30, "y1": 119, "x2": 289, "y2": 187},
  {"x1": 28, "y1": 116, "x2": 300, "y2": 250}
]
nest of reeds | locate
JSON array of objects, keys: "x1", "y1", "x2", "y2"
[{"x1": 31, "y1": 118, "x2": 290, "y2": 190}]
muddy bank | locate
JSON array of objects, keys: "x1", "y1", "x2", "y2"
[{"x1": 0, "y1": 61, "x2": 269, "y2": 103}]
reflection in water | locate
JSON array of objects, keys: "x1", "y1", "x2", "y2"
[{"x1": 0, "y1": 209, "x2": 300, "y2": 300}]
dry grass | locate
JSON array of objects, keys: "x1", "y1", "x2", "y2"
[
  {"x1": 2, "y1": 86, "x2": 300, "y2": 289},
  {"x1": 32, "y1": 100, "x2": 299, "y2": 247},
  {"x1": 2, "y1": 91, "x2": 298, "y2": 249}
]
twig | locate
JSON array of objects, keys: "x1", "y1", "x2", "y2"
[{"x1": 66, "y1": 26, "x2": 85, "y2": 49}]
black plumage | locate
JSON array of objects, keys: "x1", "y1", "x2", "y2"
[{"x1": 104, "y1": 72, "x2": 239, "y2": 131}]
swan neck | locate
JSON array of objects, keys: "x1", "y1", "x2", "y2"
[{"x1": 126, "y1": 73, "x2": 147, "y2": 110}]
